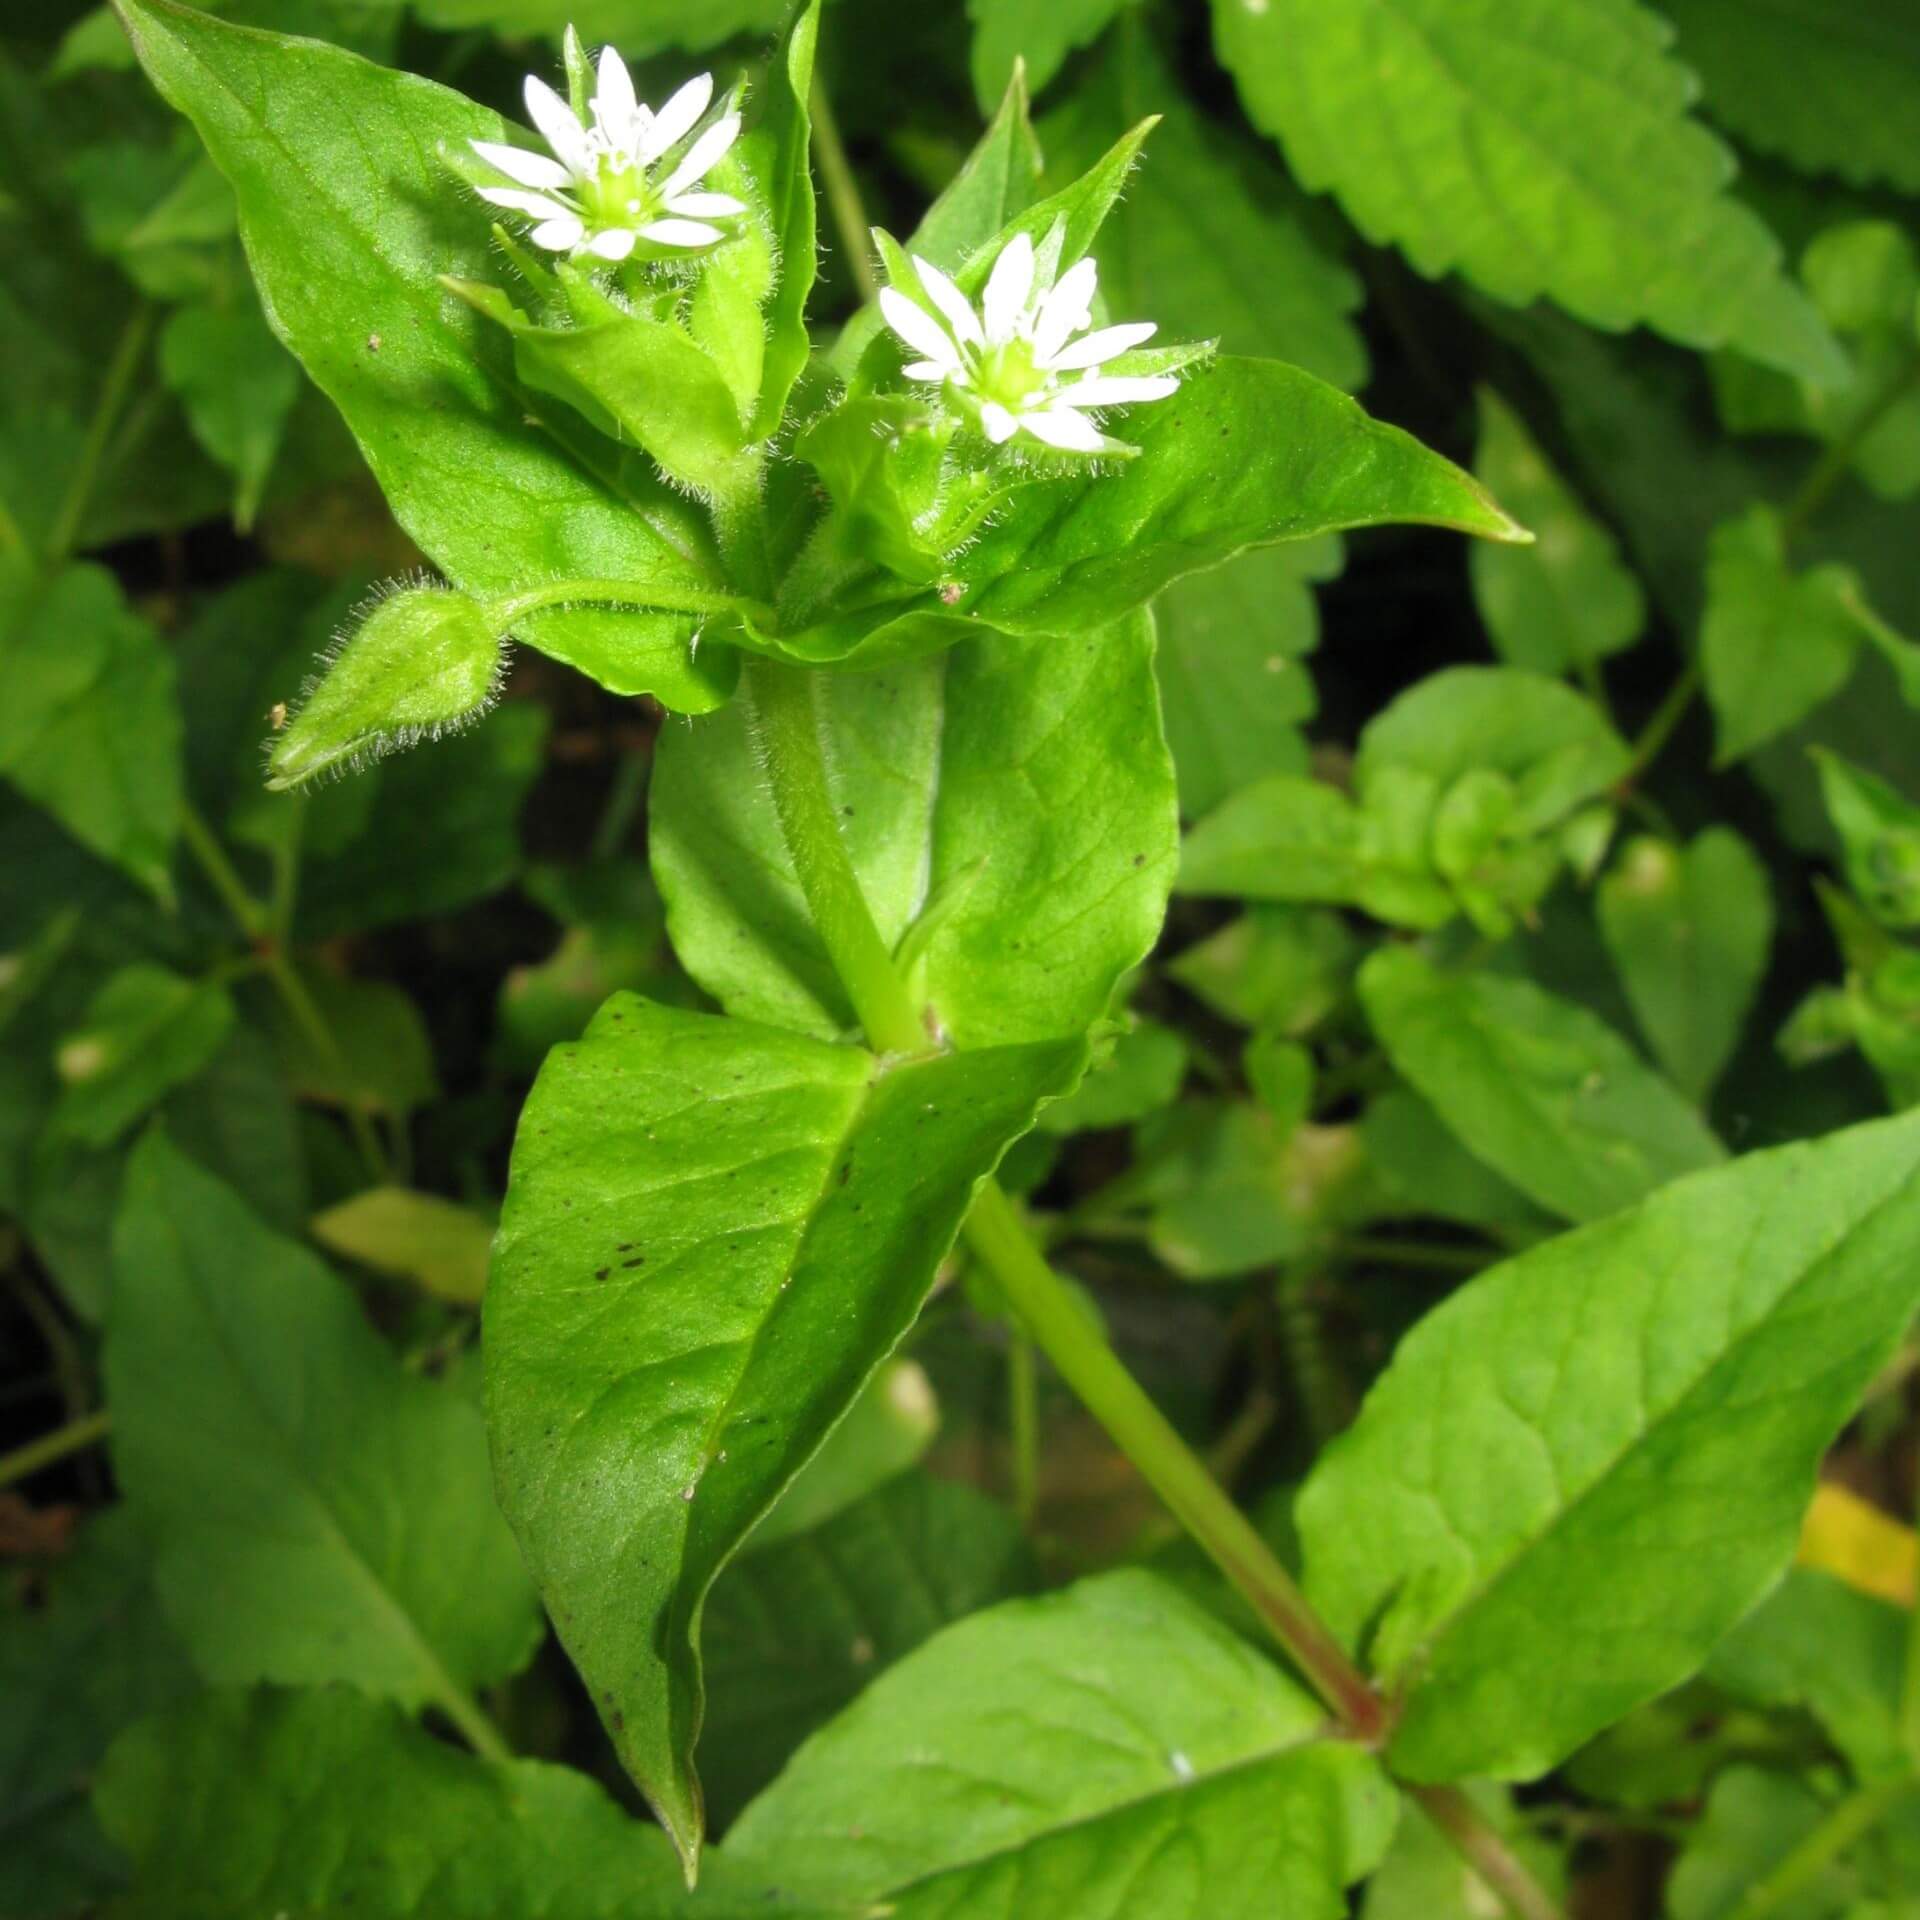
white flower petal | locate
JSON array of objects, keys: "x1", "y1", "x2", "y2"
[
  {"x1": 470, "y1": 139, "x2": 574, "y2": 190},
  {"x1": 592, "y1": 45, "x2": 641, "y2": 156},
  {"x1": 879, "y1": 286, "x2": 962, "y2": 369},
  {"x1": 1046, "y1": 319, "x2": 1158, "y2": 373},
  {"x1": 659, "y1": 113, "x2": 741, "y2": 199},
  {"x1": 1019, "y1": 405, "x2": 1107, "y2": 452},
  {"x1": 639, "y1": 217, "x2": 724, "y2": 249},
  {"x1": 663, "y1": 190, "x2": 746, "y2": 218},
  {"x1": 478, "y1": 185, "x2": 578, "y2": 220},
  {"x1": 530, "y1": 215, "x2": 586, "y2": 251},
  {"x1": 912, "y1": 255, "x2": 984, "y2": 349},
  {"x1": 586, "y1": 226, "x2": 638, "y2": 260},
  {"x1": 981, "y1": 401, "x2": 1019, "y2": 444},
  {"x1": 524, "y1": 76, "x2": 595, "y2": 179},
  {"x1": 638, "y1": 71, "x2": 715, "y2": 165},
  {"x1": 901, "y1": 360, "x2": 950, "y2": 382},
  {"x1": 1030, "y1": 255, "x2": 1098, "y2": 361},
  {"x1": 981, "y1": 231, "x2": 1035, "y2": 345},
  {"x1": 1055, "y1": 373, "x2": 1180, "y2": 409}
]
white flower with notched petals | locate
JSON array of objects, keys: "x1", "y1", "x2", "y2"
[
  {"x1": 878, "y1": 230, "x2": 1179, "y2": 454},
  {"x1": 470, "y1": 41, "x2": 744, "y2": 262}
]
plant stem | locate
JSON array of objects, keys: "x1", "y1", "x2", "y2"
[
  {"x1": 1725, "y1": 1775, "x2": 1915, "y2": 1920},
  {"x1": 430, "y1": 1675, "x2": 516, "y2": 1766},
  {"x1": 47, "y1": 304, "x2": 154, "y2": 562},
  {"x1": 485, "y1": 578, "x2": 772, "y2": 632},
  {"x1": 1338, "y1": 1235, "x2": 1495, "y2": 1275},
  {"x1": 738, "y1": 655, "x2": 1567, "y2": 1920},
  {"x1": 809, "y1": 80, "x2": 878, "y2": 305},
  {"x1": 0, "y1": 1408, "x2": 111, "y2": 1490},
  {"x1": 178, "y1": 800, "x2": 267, "y2": 938},
  {"x1": 1411, "y1": 1784, "x2": 1565, "y2": 1920},
  {"x1": 1623, "y1": 659, "x2": 1700, "y2": 786},
  {"x1": 1007, "y1": 1327, "x2": 1039, "y2": 1527}
]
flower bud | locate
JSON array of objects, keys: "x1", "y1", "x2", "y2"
[{"x1": 266, "y1": 583, "x2": 503, "y2": 790}]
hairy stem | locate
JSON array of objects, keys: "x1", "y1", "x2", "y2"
[
  {"x1": 809, "y1": 80, "x2": 879, "y2": 305},
  {"x1": 485, "y1": 577, "x2": 772, "y2": 632},
  {"x1": 0, "y1": 1408, "x2": 112, "y2": 1490}
]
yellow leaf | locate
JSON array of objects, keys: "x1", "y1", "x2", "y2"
[{"x1": 1797, "y1": 1481, "x2": 1916, "y2": 1607}]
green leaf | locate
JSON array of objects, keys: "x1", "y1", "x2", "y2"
[
  {"x1": 266, "y1": 967, "x2": 437, "y2": 1117},
  {"x1": 1666, "y1": 1767, "x2": 1857, "y2": 1920},
  {"x1": 1469, "y1": 389, "x2": 1646, "y2": 675},
  {"x1": 652, "y1": 615, "x2": 1176, "y2": 1048},
  {"x1": 1707, "y1": 1569, "x2": 1909, "y2": 1783},
  {"x1": 1038, "y1": 1019, "x2": 1189, "y2": 1135},
  {"x1": 158, "y1": 297, "x2": 300, "y2": 532},
  {"x1": 1042, "y1": 23, "x2": 1368, "y2": 391},
  {"x1": 702, "y1": 1470, "x2": 1036, "y2": 1826},
  {"x1": 726, "y1": 1569, "x2": 1398, "y2": 1915},
  {"x1": 1358, "y1": 947, "x2": 1724, "y2": 1224},
  {"x1": 1156, "y1": 541, "x2": 1337, "y2": 818},
  {"x1": 51, "y1": 964, "x2": 235, "y2": 1147},
  {"x1": 266, "y1": 583, "x2": 504, "y2": 791},
  {"x1": 912, "y1": 63, "x2": 1046, "y2": 267},
  {"x1": 945, "y1": 357, "x2": 1525, "y2": 637},
  {"x1": 92, "y1": 1688, "x2": 760, "y2": 1920},
  {"x1": 410, "y1": 0, "x2": 787, "y2": 55},
  {"x1": 1360, "y1": 1090, "x2": 1553, "y2": 1241},
  {"x1": 1167, "y1": 905, "x2": 1358, "y2": 1036},
  {"x1": 0, "y1": 1511, "x2": 196, "y2": 1920},
  {"x1": 1597, "y1": 830, "x2": 1774, "y2": 1099},
  {"x1": 1212, "y1": 0, "x2": 1843, "y2": 386},
  {"x1": 1813, "y1": 750, "x2": 1920, "y2": 930},
  {"x1": 752, "y1": 0, "x2": 819, "y2": 441},
  {"x1": 1660, "y1": 0, "x2": 1920, "y2": 197},
  {"x1": 105, "y1": 1132, "x2": 543, "y2": 1707},
  {"x1": 0, "y1": 563, "x2": 183, "y2": 900},
  {"x1": 1702, "y1": 507, "x2": 1876, "y2": 764},
  {"x1": 485, "y1": 995, "x2": 1084, "y2": 1869},
  {"x1": 968, "y1": 0, "x2": 1126, "y2": 106},
  {"x1": 117, "y1": 0, "x2": 735, "y2": 712},
  {"x1": 1298, "y1": 1105, "x2": 1920, "y2": 1784},
  {"x1": 310, "y1": 1187, "x2": 497, "y2": 1306}
]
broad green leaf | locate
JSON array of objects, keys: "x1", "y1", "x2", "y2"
[
  {"x1": 1660, "y1": 0, "x2": 1920, "y2": 197},
  {"x1": 1299, "y1": 1106, "x2": 1920, "y2": 1784},
  {"x1": 1212, "y1": 0, "x2": 1843, "y2": 386},
  {"x1": 1597, "y1": 830, "x2": 1774, "y2": 1099},
  {"x1": 1360, "y1": 1091, "x2": 1553, "y2": 1242},
  {"x1": 1358, "y1": 947, "x2": 1724, "y2": 1224},
  {"x1": 727, "y1": 1569, "x2": 1398, "y2": 1915},
  {"x1": 486, "y1": 995, "x2": 1083, "y2": 1868},
  {"x1": 92, "y1": 1689, "x2": 770, "y2": 1920},
  {"x1": 1665, "y1": 1767, "x2": 1857, "y2": 1920},
  {"x1": 1167, "y1": 905, "x2": 1358, "y2": 1036},
  {"x1": 1702, "y1": 507, "x2": 1876, "y2": 764},
  {"x1": 118, "y1": 0, "x2": 735, "y2": 711},
  {"x1": 266, "y1": 967, "x2": 437, "y2": 1117},
  {"x1": 1037, "y1": 1019, "x2": 1189, "y2": 1135},
  {"x1": 1156, "y1": 541, "x2": 1337, "y2": 818},
  {"x1": 652, "y1": 615, "x2": 1176, "y2": 1048},
  {"x1": 702, "y1": 1470, "x2": 1036, "y2": 1826},
  {"x1": 0, "y1": 1511, "x2": 196, "y2": 1920},
  {"x1": 1814, "y1": 750, "x2": 1920, "y2": 930},
  {"x1": 946, "y1": 357, "x2": 1524, "y2": 637},
  {"x1": 50, "y1": 964, "x2": 235, "y2": 1147},
  {"x1": 105, "y1": 1132, "x2": 543, "y2": 1706},
  {"x1": 1707, "y1": 1569, "x2": 1908, "y2": 1782},
  {"x1": 1041, "y1": 23, "x2": 1368, "y2": 390},
  {"x1": 311, "y1": 1187, "x2": 496, "y2": 1305},
  {"x1": 1469, "y1": 389, "x2": 1646, "y2": 675},
  {"x1": 0, "y1": 563, "x2": 183, "y2": 900},
  {"x1": 158, "y1": 297, "x2": 300, "y2": 531},
  {"x1": 968, "y1": 0, "x2": 1127, "y2": 106}
]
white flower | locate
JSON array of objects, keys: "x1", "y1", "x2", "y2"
[
  {"x1": 470, "y1": 41, "x2": 745, "y2": 262},
  {"x1": 878, "y1": 231, "x2": 1179, "y2": 454}
]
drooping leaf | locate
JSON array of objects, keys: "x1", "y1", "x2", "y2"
[
  {"x1": 116, "y1": 0, "x2": 736, "y2": 710},
  {"x1": 1042, "y1": 24, "x2": 1369, "y2": 390},
  {"x1": 702, "y1": 1470, "x2": 1036, "y2": 1825},
  {"x1": 1155, "y1": 541, "x2": 1338, "y2": 818},
  {"x1": 1597, "y1": 830, "x2": 1774, "y2": 1099},
  {"x1": 1660, "y1": 0, "x2": 1920, "y2": 197},
  {"x1": 1358, "y1": 947, "x2": 1724, "y2": 1224},
  {"x1": 1211, "y1": 0, "x2": 1843, "y2": 385},
  {"x1": 726, "y1": 1569, "x2": 1398, "y2": 1916},
  {"x1": 0, "y1": 563, "x2": 183, "y2": 901},
  {"x1": 1469, "y1": 389, "x2": 1646, "y2": 676},
  {"x1": 0, "y1": 1511, "x2": 196, "y2": 1920},
  {"x1": 652, "y1": 614, "x2": 1176, "y2": 1048},
  {"x1": 92, "y1": 1688, "x2": 791, "y2": 1920},
  {"x1": 105, "y1": 1132, "x2": 544, "y2": 1707},
  {"x1": 486, "y1": 995, "x2": 1084, "y2": 1869},
  {"x1": 1298, "y1": 1106, "x2": 1920, "y2": 1784}
]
